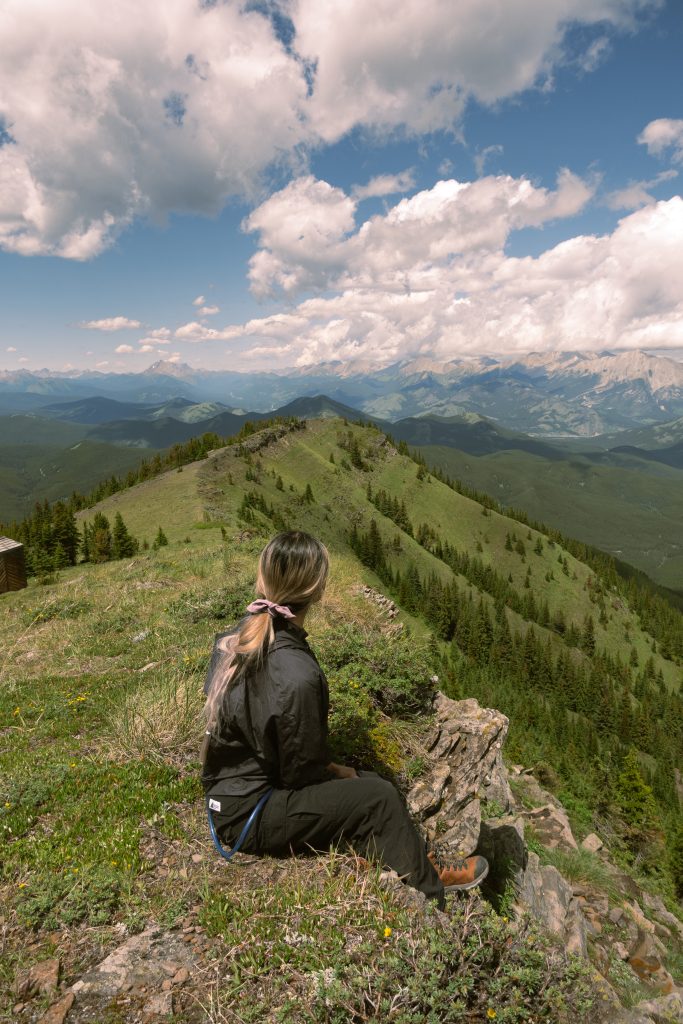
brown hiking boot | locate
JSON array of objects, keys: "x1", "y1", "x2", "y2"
[{"x1": 428, "y1": 851, "x2": 489, "y2": 891}]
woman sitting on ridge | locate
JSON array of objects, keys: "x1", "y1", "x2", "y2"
[{"x1": 201, "y1": 529, "x2": 489, "y2": 909}]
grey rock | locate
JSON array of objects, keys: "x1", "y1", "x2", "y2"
[
  {"x1": 581, "y1": 832, "x2": 604, "y2": 853},
  {"x1": 72, "y1": 926, "x2": 196, "y2": 999},
  {"x1": 632, "y1": 991, "x2": 683, "y2": 1023},
  {"x1": 518, "y1": 851, "x2": 590, "y2": 957},
  {"x1": 521, "y1": 803, "x2": 578, "y2": 852},
  {"x1": 408, "y1": 693, "x2": 510, "y2": 861},
  {"x1": 142, "y1": 990, "x2": 174, "y2": 1018}
]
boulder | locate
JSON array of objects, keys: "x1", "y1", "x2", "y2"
[
  {"x1": 521, "y1": 803, "x2": 578, "y2": 852},
  {"x1": 37, "y1": 992, "x2": 74, "y2": 1024},
  {"x1": 72, "y1": 926, "x2": 196, "y2": 1000},
  {"x1": 518, "y1": 851, "x2": 588, "y2": 957},
  {"x1": 581, "y1": 832, "x2": 604, "y2": 853},
  {"x1": 407, "y1": 693, "x2": 511, "y2": 859},
  {"x1": 631, "y1": 991, "x2": 683, "y2": 1023}
]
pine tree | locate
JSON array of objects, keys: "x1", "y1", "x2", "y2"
[
  {"x1": 613, "y1": 748, "x2": 662, "y2": 856},
  {"x1": 153, "y1": 526, "x2": 169, "y2": 550},
  {"x1": 304, "y1": 483, "x2": 314, "y2": 503},
  {"x1": 90, "y1": 512, "x2": 112, "y2": 562},
  {"x1": 112, "y1": 512, "x2": 138, "y2": 559}
]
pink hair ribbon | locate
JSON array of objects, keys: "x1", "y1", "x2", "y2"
[{"x1": 246, "y1": 599, "x2": 297, "y2": 620}]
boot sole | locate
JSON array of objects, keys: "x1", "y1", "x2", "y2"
[{"x1": 442, "y1": 860, "x2": 489, "y2": 892}]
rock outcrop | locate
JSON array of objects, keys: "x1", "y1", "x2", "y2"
[
  {"x1": 406, "y1": 693, "x2": 512, "y2": 859},
  {"x1": 405, "y1": 690, "x2": 683, "y2": 1021}
]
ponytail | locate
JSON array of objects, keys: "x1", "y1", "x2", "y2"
[{"x1": 204, "y1": 530, "x2": 329, "y2": 731}]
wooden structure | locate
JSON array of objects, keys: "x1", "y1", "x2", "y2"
[{"x1": 0, "y1": 537, "x2": 27, "y2": 594}]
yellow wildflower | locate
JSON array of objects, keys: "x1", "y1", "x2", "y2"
[
  {"x1": 383, "y1": 927, "x2": 392, "y2": 938},
  {"x1": 18, "y1": 882, "x2": 26, "y2": 889},
  {"x1": 4, "y1": 802, "x2": 10, "y2": 809},
  {"x1": 13, "y1": 707, "x2": 20, "y2": 716},
  {"x1": 487, "y1": 1011, "x2": 497, "y2": 1020}
]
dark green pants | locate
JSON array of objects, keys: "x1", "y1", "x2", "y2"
[{"x1": 227, "y1": 770, "x2": 445, "y2": 909}]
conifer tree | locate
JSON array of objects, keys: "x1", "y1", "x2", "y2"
[
  {"x1": 613, "y1": 748, "x2": 662, "y2": 856},
  {"x1": 153, "y1": 526, "x2": 169, "y2": 550},
  {"x1": 90, "y1": 512, "x2": 112, "y2": 562},
  {"x1": 112, "y1": 512, "x2": 138, "y2": 559}
]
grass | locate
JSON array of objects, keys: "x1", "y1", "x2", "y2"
[{"x1": 1, "y1": 417, "x2": 680, "y2": 1020}]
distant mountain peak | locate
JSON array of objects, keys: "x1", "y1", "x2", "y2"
[{"x1": 143, "y1": 360, "x2": 195, "y2": 378}]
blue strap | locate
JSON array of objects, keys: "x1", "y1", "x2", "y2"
[{"x1": 207, "y1": 788, "x2": 274, "y2": 862}]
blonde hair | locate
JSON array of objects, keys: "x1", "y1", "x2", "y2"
[{"x1": 204, "y1": 531, "x2": 329, "y2": 731}]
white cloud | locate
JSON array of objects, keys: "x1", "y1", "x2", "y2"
[
  {"x1": 6, "y1": 346, "x2": 17, "y2": 352},
  {"x1": 115, "y1": 344, "x2": 134, "y2": 354},
  {"x1": 294, "y1": 0, "x2": 655, "y2": 139},
  {"x1": 18, "y1": 356, "x2": 29, "y2": 363},
  {"x1": 605, "y1": 169, "x2": 678, "y2": 210},
  {"x1": 219, "y1": 176, "x2": 683, "y2": 366},
  {"x1": 0, "y1": 0, "x2": 658, "y2": 258},
  {"x1": 638, "y1": 118, "x2": 683, "y2": 163},
  {"x1": 352, "y1": 171, "x2": 415, "y2": 201},
  {"x1": 78, "y1": 316, "x2": 141, "y2": 331},
  {"x1": 138, "y1": 334, "x2": 170, "y2": 345},
  {"x1": 244, "y1": 169, "x2": 593, "y2": 298},
  {"x1": 96, "y1": 360, "x2": 110, "y2": 367},
  {"x1": 192, "y1": 295, "x2": 206, "y2": 307},
  {"x1": 148, "y1": 327, "x2": 172, "y2": 339},
  {"x1": 198, "y1": 304, "x2": 220, "y2": 316},
  {"x1": 139, "y1": 344, "x2": 154, "y2": 352},
  {"x1": 175, "y1": 320, "x2": 237, "y2": 342}
]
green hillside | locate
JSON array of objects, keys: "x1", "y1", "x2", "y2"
[
  {"x1": 415, "y1": 444, "x2": 683, "y2": 592},
  {"x1": 0, "y1": 440, "x2": 164, "y2": 523},
  {"x1": 2, "y1": 417, "x2": 682, "y2": 1019}
]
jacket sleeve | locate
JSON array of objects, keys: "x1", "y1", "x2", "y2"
[{"x1": 271, "y1": 650, "x2": 333, "y2": 789}]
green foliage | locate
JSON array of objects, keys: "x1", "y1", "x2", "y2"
[
  {"x1": 167, "y1": 580, "x2": 254, "y2": 624},
  {"x1": 316, "y1": 623, "x2": 435, "y2": 716},
  {"x1": 200, "y1": 866, "x2": 598, "y2": 1024},
  {"x1": 152, "y1": 525, "x2": 169, "y2": 550}
]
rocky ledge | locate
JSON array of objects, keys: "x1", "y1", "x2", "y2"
[{"x1": 404, "y1": 692, "x2": 683, "y2": 1024}]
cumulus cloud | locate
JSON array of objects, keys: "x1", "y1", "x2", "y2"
[
  {"x1": 244, "y1": 169, "x2": 593, "y2": 298},
  {"x1": 6, "y1": 346, "x2": 17, "y2": 352},
  {"x1": 293, "y1": 0, "x2": 655, "y2": 139},
  {"x1": 218, "y1": 176, "x2": 683, "y2": 366},
  {"x1": 192, "y1": 296, "x2": 206, "y2": 307},
  {"x1": 139, "y1": 344, "x2": 154, "y2": 352},
  {"x1": 0, "y1": 0, "x2": 658, "y2": 258},
  {"x1": 79, "y1": 316, "x2": 141, "y2": 331},
  {"x1": 175, "y1": 321, "x2": 236, "y2": 342},
  {"x1": 115, "y1": 344, "x2": 134, "y2": 353},
  {"x1": 18, "y1": 356, "x2": 29, "y2": 363},
  {"x1": 198, "y1": 304, "x2": 220, "y2": 316},
  {"x1": 638, "y1": 118, "x2": 683, "y2": 163}
]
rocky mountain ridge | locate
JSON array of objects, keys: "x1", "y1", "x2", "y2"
[{"x1": 3, "y1": 350, "x2": 683, "y2": 436}]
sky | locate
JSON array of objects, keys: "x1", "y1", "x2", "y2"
[{"x1": 1, "y1": 0, "x2": 682, "y2": 374}]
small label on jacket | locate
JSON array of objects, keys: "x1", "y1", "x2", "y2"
[{"x1": 209, "y1": 798, "x2": 221, "y2": 812}]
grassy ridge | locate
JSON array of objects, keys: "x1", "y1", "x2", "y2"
[
  {"x1": 414, "y1": 444, "x2": 683, "y2": 591},
  {"x1": 1, "y1": 417, "x2": 681, "y2": 1020}
]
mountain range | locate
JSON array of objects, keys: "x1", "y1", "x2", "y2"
[{"x1": 2, "y1": 349, "x2": 683, "y2": 437}]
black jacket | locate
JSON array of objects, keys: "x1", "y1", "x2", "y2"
[{"x1": 201, "y1": 618, "x2": 333, "y2": 823}]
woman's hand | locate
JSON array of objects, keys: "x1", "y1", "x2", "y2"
[{"x1": 326, "y1": 761, "x2": 358, "y2": 780}]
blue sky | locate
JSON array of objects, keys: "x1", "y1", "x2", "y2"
[{"x1": 1, "y1": 0, "x2": 682, "y2": 372}]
